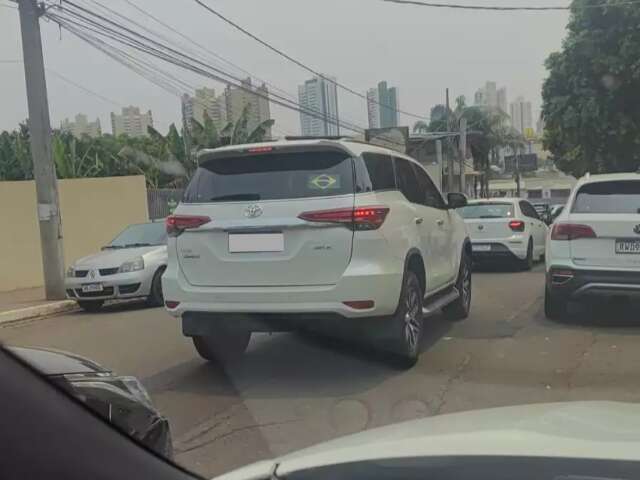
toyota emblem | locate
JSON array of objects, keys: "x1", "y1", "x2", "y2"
[
  {"x1": 634, "y1": 224, "x2": 640, "y2": 235},
  {"x1": 478, "y1": 225, "x2": 484, "y2": 231},
  {"x1": 244, "y1": 204, "x2": 263, "y2": 218}
]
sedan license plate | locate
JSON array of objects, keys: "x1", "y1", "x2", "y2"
[
  {"x1": 472, "y1": 244, "x2": 492, "y2": 252},
  {"x1": 81, "y1": 283, "x2": 103, "y2": 293},
  {"x1": 615, "y1": 239, "x2": 640, "y2": 254},
  {"x1": 228, "y1": 233, "x2": 284, "y2": 253}
]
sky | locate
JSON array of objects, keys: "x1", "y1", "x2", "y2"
[{"x1": 0, "y1": 0, "x2": 571, "y2": 136}]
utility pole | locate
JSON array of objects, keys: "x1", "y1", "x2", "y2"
[
  {"x1": 459, "y1": 117, "x2": 467, "y2": 196},
  {"x1": 18, "y1": 0, "x2": 66, "y2": 299},
  {"x1": 445, "y1": 88, "x2": 454, "y2": 193},
  {"x1": 515, "y1": 101, "x2": 524, "y2": 198}
]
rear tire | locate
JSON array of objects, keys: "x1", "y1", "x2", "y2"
[
  {"x1": 192, "y1": 329, "x2": 251, "y2": 364},
  {"x1": 520, "y1": 239, "x2": 534, "y2": 271},
  {"x1": 443, "y1": 248, "x2": 472, "y2": 321},
  {"x1": 544, "y1": 287, "x2": 567, "y2": 320},
  {"x1": 78, "y1": 300, "x2": 104, "y2": 312},
  {"x1": 385, "y1": 270, "x2": 424, "y2": 369},
  {"x1": 146, "y1": 267, "x2": 165, "y2": 307}
]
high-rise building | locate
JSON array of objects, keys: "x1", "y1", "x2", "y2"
[
  {"x1": 366, "y1": 88, "x2": 380, "y2": 129},
  {"x1": 497, "y1": 87, "x2": 508, "y2": 114},
  {"x1": 510, "y1": 96, "x2": 533, "y2": 134},
  {"x1": 474, "y1": 81, "x2": 508, "y2": 113},
  {"x1": 110, "y1": 106, "x2": 153, "y2": 138},
  {"x1": 181, "y1": 87, "x2": 227, "y2": 132},
  {"x1": 378, "y1": 81, "x2": 399, "y2": 128},
  {"x1": 225, "y1": 78, "x2": 271, "y2": 137},
  {"x1": 298, "y1": 75, "x2": 340, "y2": 136},
  {"x1": 60, "y1": 113, "x2": 101, "y2": 138}
]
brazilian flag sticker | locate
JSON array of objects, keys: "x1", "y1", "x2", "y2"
[{"x1": 308, "y1": 174, "x2": 340, "y2": 190}]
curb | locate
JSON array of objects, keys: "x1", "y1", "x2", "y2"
[{"x1": 0, "y1": 300, "x2": 78, "y2": 325}]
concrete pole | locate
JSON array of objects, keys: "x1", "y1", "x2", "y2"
[
  {"x1": 18, "y1": 0, "x2": 66, "y2": 299},
  {"x1": 459, "y1": 118, "x2": 467, "y2": 195},
  {"x1": 445, "y1": 89, "x2": 454, "y2": 193},
  {"x1": 436, "y1": 139, "x2": 444, "y2": 192}
]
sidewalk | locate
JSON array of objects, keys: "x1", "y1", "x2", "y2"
[{"x1": 0, "y1": 287, "x2": 77, "y2": 325}]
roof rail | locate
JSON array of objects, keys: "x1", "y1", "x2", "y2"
[{"x1": 284, "y1": 135, "x2": 352, "y2": 141}]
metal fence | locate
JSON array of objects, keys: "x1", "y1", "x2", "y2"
[{"x1": 147, "y1": 189, "x2": 184, "y2": 219}]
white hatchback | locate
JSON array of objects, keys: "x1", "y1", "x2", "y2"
[
  {"x1": 545, "y1": 173, "x2": 640, "y2": 319},
  {"x1": 460, "y1": 198, "x2": 548, "y2": 269},
  {"x1": 162, "y1": 139, "x2": 472, "y2": 367}
]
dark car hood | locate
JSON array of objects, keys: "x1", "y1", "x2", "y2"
[{"x1": 8, "y1": 346, "x2": 110, "y2": 376}]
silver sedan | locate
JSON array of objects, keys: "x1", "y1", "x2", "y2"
[{"x1": 65, "y1": 221, "x2": 167, "y2": 312}]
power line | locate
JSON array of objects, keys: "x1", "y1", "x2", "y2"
[
  {"x1": 189, "y1": 0, "x2": 429, "y2": 122},
  {"x1": 0, "y1": 57, "x2": 122, "y2": 107},
  {"x1": 382, "y1": 0, "x2": 640, "y2": 11},
  {"x1": 44, "y1": 9, "x2": 369, "y2": 135}
]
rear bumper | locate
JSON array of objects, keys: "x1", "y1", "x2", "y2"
[
  {"x1": 161, "y1": 261, "x2": 403, "y2": 323},
  {"x1": 471, "y1": 240, "x2": 528, "y2": 261},
  {"x1": 546, "y1": 266, "x2": 640, "y2": 300}
]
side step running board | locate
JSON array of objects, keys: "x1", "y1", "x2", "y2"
[{"x1": 422, "y1": 288, "x2": 459, "y2": 316}]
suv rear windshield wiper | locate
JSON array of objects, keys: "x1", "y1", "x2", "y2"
[
  {"x1": 122, "y1": 243, "x2": 154, "y2": 248},
  {"x1": 208, "y1": 194, "x2": 261, "y2": 202},
  {"x1": 102, "y1": 245, "x2": 124, "y2": 250}
]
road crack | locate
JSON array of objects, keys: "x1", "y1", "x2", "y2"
[
  {"x1": 430, "y1": 353, "x2": 472, "y2": 416},
  {"x1": 175, "y1": 419, "x2": 299, "y2": 454}
]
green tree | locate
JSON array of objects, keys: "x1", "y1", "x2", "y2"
[{"x1": 541, "y1": 0, "x2": 640, "y2": 176}]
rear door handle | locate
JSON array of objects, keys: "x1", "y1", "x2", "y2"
[
  {"x1": 436, "y1": 219, "x2": 445, "y2": 226},
  {"x1": 415, "y1": 217, "x2": 424, "y2": 225}
]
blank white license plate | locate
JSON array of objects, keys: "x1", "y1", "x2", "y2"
[
  {"x1": 472, "y1": 244, "x2": 492, "y2": 252},
  {"x1": 615, "y1": 239, "x2": 640, "y2": 254},
  {"x1": 81, "y1": 283, "x2": 103, "y2": 292},
  {"x1": 228, "y1": 233, "x2": 284, "y2": 253}
]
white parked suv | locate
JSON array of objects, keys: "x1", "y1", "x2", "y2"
[
  {"x1": 162, "y1": 139, "x2": 472, "y2": 367},
  {"x1": 545, "y1": 173, "x2": 640, "y2": 319},
  {"x1": 460, "y1": 198, "x2": 548, "y2": 270}
]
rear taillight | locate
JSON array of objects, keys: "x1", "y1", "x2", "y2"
[
  {"x1": 551, "y1": 223, "x2": 597, "y2": 241},
  {"x1": 508, "y1": 220, "x2": 525, "y2": 232},
  {"x1": 298, "y1": 206, "x2": 389, "y2": 231},
  {"x1": 166, "y1": 215, "x2": 211, "y2": 237}
]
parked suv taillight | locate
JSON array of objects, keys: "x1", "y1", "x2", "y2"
[
  {"x1": 508, "y1": 220, "x2": 525, "y2": 232},
  {"x1": 166, "y1": 215, "x2": 211, "y2": 237},
  {"x1": 551, "y1": 223, "x2": 597, "y2": 241},
  {"x1": 298, "y1": 206, "x2": 390, "y2": 231}
]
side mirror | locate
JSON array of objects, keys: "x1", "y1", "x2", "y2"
[{"x1": 447, "y1": 192, "x2": 468, "y2": 209}]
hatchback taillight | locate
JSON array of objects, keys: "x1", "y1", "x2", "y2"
[
  {"x1": 508, "y1": 220, "x2": 525, "y2": 232},
  {"x1": 551, "y1": 223, "x2": 597, "y2": 241},
  {"x1": 298, "y1": 206, "x2": 390, "y2": 231},
  {"x1": 166, "y1": 215, "x2": 211, "y2": 237}
]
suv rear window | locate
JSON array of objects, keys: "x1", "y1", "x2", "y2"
[
  {"x1": 183, "y1": 151, "x2": 354, "y2": 203},
  {"x1": 459, "y1": 203, "x2": 514, "y2": 219},
  {"x1": 572, "y1": 180, "x2": 640, "y2": 214}
]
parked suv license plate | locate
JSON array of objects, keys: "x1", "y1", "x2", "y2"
[
  {"x1": 228, "y1": 233, "x2": 284, "y2": 253},
  {"x1": 615, "y1": 239, "x2": 640, "y2": 254},
  {"x1": 81, "y1": 283, "x2": 103, "y2": 292}
]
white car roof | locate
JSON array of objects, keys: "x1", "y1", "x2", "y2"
[
  {"x1": 467, "y1": 198, "x2": 520, "y2": 204},
  {"x1": 577, "y1": 172, "x2": 640, "y2": 186},
  {"x1": 197, "y1": 138, "x2": 417, "y2": 162}
]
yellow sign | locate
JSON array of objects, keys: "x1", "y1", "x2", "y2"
[{"x1": 524, "y1": 127, "x2": 536, "y2": 140}]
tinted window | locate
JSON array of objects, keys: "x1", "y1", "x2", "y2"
[
  {"x1": 394, "y1": 158, "x2": 422, "y2": 204},
  {"x1": 460, "y1": 203, "x2": 514, "y2": 219},
  {"x1": 572, "y1": 181, "x2": 640, "y2": 214},
  {"x1": 108, "y1": 222, "x2": 167, "y2": 247},
  {"x1": 520, "y1": 201, "x2": 541, "y2": 220},
  {"x1": 361, "y1": 153, "x2": 396, "y2": 191},
  {"x1": 183, "y1": 151, "x2": 354, "y2": 202},
  {"x1": 412, "y1": 163, "x2": 445, "y2": 208}
]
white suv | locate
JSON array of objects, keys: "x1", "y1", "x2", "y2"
[
  {"x1": 162, "y1": 139, "x2": 472, "y2": 367},
  {"x1": 545, "y1": 173, "x2": 640, "y2": 319}
]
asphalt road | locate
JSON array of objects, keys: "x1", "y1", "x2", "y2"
[{"x1": 2, "y1": 263, "x2": 640, "y2": 478}]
